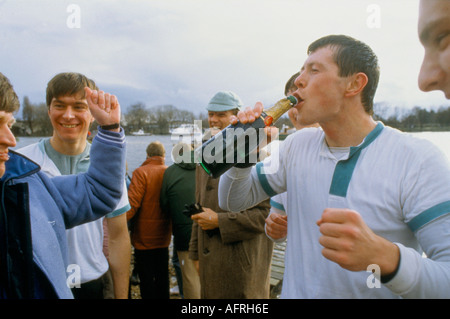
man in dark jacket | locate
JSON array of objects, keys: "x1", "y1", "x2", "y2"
[
  {"x1": 0, "y1": 72, "x2": 126, "y2": 298},
  {"x1": 160, "y1": 142, "x2": 201, "y2": 299}
]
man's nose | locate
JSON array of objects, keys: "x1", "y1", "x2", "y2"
[
  {"x1": 294, "y1": 73, "x2": 305, "y2": 89},
  {"x1": 63, "y1": 106, "x2": 75, "y2": 119},
  {"x1": 1, "y1": 126, "x2": 17, "y2": 148},
  {"x1": 418, "y1": 52, "x2": 444, "y2": 92}
]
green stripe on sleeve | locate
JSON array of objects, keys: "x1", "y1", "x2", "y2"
[
  {"x1": 407, "y1": 201, "x2": 450, "y2": 232},
  {"x1": 270, "y1": 198, "x2": 285, "y2": 212},
  {"x1": 256, "y1": 162, "x2": 277, "y2": 197}
]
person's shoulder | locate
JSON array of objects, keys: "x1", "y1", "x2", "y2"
[
  {"x1": 130, "y1": 164, "x2": 147, "y2": 178},
  {"x1": 281, "y1": 126, "x2": 324, "y2": 153},
  {"x1": 286, "y1": 126, "x2": 323, "y2": 142},
  {"x1": 164, "y1": 163, "x2": 181, "y2": 174},
  {"x1": 382, "y1": 126, "x2": 440, "y2": 152},
  {"x1": 378, "y1": 125, "x2": 446, "y2": 164},
  {"x1": 16, "y1": 139, "x2": 45, "y2": 157}
]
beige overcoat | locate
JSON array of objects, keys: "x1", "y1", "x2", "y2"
[{"x1": 189, "y1": 166, "x2": 273, "y2": 299}]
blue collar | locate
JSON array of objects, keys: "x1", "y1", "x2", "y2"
[{"x1": 1, "y1": 150, "x2": 40, "y2": 182}]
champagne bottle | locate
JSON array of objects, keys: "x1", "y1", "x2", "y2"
[{"x1": 196, "y1": 95, "x2": 298, "y2": 178}]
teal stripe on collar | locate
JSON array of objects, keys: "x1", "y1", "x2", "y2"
[
  {"x1": 349, "y1": 122, "x2": 384, "y2": 157},
  {"x1": 407, "y1": 201, "x2": 450, "y2": 232},
  {"x1": 256, "y1": 162, "x2": 278, "y2": 197},
  {"x1": 329, "y1": 122, "x2": 384, "y2": 197}
]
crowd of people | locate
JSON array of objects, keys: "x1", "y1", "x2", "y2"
[{"x1": 0, "y1": 0, "x2": 448, "y2": 299}]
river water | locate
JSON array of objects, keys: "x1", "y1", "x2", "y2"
[
  {"x1": 12, "y1": 135, "x2": 175, "y2": 175},
  {"x1": 12, "y1": 131, "x2": 450, "y2": 175}
]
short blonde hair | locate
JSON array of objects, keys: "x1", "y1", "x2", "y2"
[{"x1": 146, "y1": 141, "x2": 165, "y2": 157}]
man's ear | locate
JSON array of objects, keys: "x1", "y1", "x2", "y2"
[{"x1": 345, "y1": 72, "x2": 368, "y2": 97}]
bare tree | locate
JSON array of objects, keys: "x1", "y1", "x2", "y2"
[{"x1": 124, "y1": 102, "x2": 150, "y2": 131}]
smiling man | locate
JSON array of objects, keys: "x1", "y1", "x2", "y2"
[
  {"x1": 46, "y1": 84, "x2": 95, "y2": 155},
  {"x1": 19, "y1": 73, "x2": 131, "y2": 299},
  {"x1": 0, "y1": 71, "x2": 126, "y2": 298},
  {"x1": 218, "y1": 35, "x2": 450, "y2": 298}
]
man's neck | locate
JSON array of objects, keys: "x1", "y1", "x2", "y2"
[
  {"x1": 321, "y1": 110, "x2": 377, "y2": 148},
  {"x1": 49, "y1": 136, "x2": 87, "y2": 156}
]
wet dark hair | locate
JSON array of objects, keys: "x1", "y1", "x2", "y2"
[
  {"x1": 308, "y1": 35, "x2": 380, "y2": 115},
  {"x1": 46, "y1": 72, "x2": 98, "y2": 107},
  {"x1": 0, "y1": 72, "x2": 20, "y2": 113}
]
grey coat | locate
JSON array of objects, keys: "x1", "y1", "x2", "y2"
[{"x1": 189, "y1": 166, "x2": 273, "y2": 299}]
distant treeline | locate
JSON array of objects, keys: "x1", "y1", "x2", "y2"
[
  {"x1": 372, "y1": 102, "x2": 450, "y2": 132},
  {"x1": 11, "y1": 97, "x2": 450, "y2": 136}
]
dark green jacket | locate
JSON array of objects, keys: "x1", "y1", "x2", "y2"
[{"x1": 160, "y1": 160, "x2": 196, "y2": 251}]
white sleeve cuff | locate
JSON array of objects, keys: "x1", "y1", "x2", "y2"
[{"x1": 383, "y1": 243, "x2": 422, "y2": 295}]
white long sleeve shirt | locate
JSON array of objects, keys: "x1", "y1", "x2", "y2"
[{"x1": 219, "y1": 123, "x2": 450, "y2": 298}]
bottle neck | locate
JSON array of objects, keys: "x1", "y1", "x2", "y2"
[{"x1": 262, "y1": 95, "x2": 297, "y2": 126}]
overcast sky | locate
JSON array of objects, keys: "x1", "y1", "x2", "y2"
[{"x1": 1, "y1": 0, "x2": 448, "y2": 117}]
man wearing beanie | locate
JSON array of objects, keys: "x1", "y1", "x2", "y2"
[{"x1": 188, "y1": 91, "x2": 273, "y2": 298}]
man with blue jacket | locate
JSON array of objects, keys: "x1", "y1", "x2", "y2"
[{"x1": 0, "y1": 72, "x2": 126, "y2": 298}]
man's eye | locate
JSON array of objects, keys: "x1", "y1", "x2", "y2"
[{"x1": 437, "y1": 31, "x2": 450, "y2": 50}]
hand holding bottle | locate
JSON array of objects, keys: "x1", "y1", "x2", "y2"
[
  {"x1": 230, "y1": 101, "x2": 279, "y2": 144},
  {"x1": 197, "y1": 96, "x2": 297, "y2": 178},
  {"x1": 230, "y1": 102, "x2": 264, "y2": 125}
]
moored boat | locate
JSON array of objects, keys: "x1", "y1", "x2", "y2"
[
  {"x1": 170, "y1": 124, "x2": 202, "y2": 146},
  {"x1": 131, "y1": 129, "x2": 151, "y2": 136}
]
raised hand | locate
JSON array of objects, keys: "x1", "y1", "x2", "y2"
[{"x1": 84, "y1": 87, "x2": 121, "y2": 130}]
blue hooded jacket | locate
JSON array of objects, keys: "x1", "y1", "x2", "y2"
[{"x1": 0, "y1": 128, "x2": 126, "y2": 298}]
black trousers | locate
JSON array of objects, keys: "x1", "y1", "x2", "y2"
[
  {"x1": 71, "y1": 273, "x2": 105, "y2": 299},
  {"x1": 134, "y1": 247, "x2": 169, "y2": 299}
]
